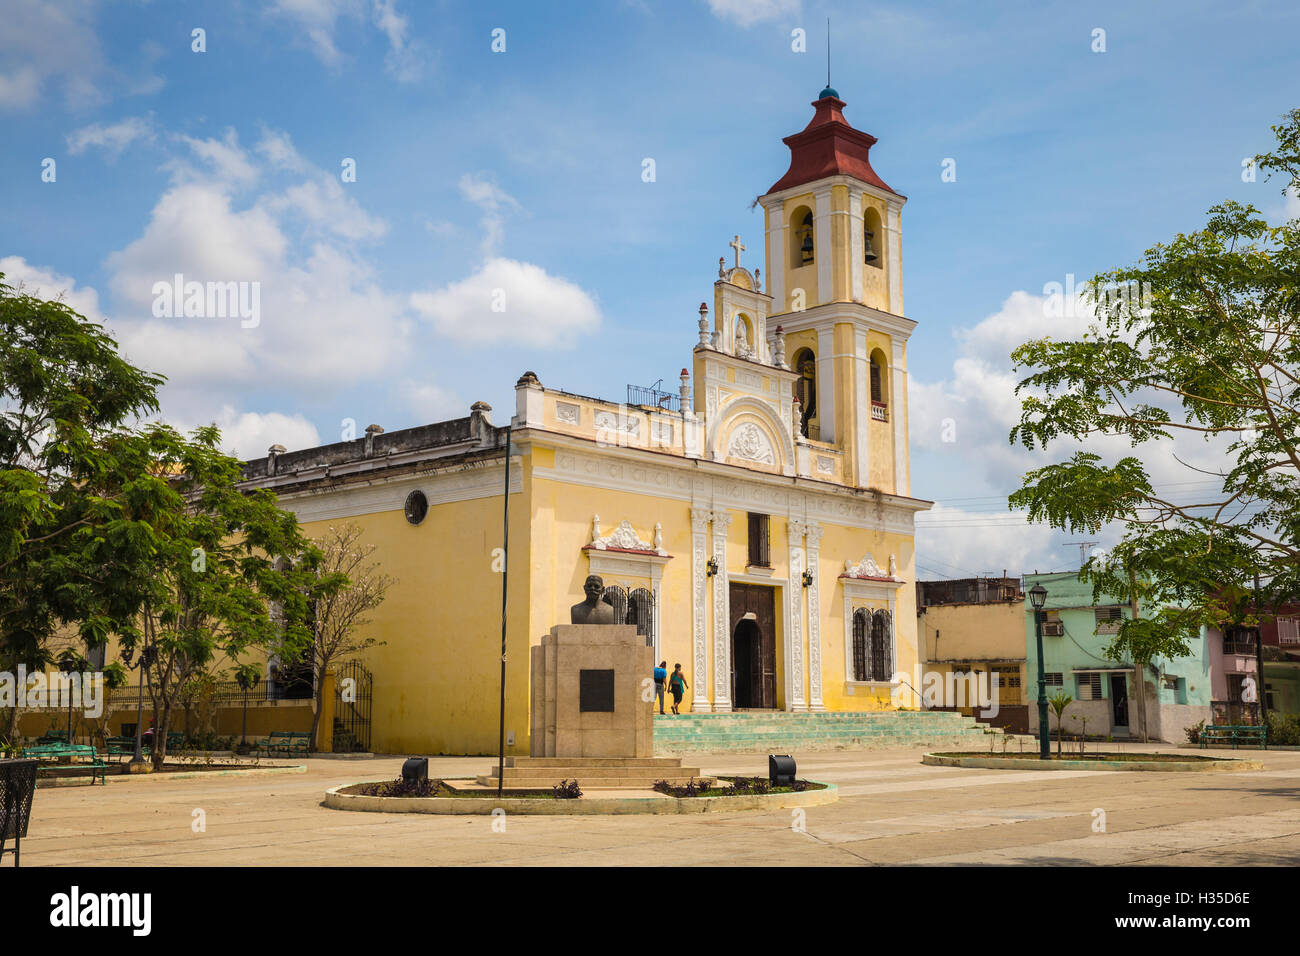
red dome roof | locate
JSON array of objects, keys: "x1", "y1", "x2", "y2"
[{"x1": 766, "y1": 93, "x2": 897, "y2": 197}]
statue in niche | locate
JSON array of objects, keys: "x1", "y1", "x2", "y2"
[
  {"x1": 571, "y1": 574, "x2": 617, "y2": 624},
  {"x1": 796, "y1": 353, "x2": 817, "y2": 437}
]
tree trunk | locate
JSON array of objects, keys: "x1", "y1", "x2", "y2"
[
  {"x1": 1128, "y1": 571, "x2": 1147, "y2": 743},
  {"x1": 308, "y1": 662, "x2": 325, "y2": 753},
  {"x1": 152, "y1": 704, "x2": 172, "y2": 770}
]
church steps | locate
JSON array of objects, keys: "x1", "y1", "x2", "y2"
[{"x1": 651, "y1": 710, "x2": 991, "y2": 754}]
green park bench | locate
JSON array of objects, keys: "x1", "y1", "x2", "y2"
[
  {"x1": 24, "y1": 743, "x2": 108, "y2": 785},
  {"x1": 103, "y1": 737, "x2": 150, "y2": 762},
  {"x1": 1200, "y1": 724, "x2": 1267, "y2": 750},
  {"x1": 255, "y1": 731, "x2": 312, "y2": 756}
]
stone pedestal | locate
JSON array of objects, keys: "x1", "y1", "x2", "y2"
[{"x1": 530, "y1": 624, "x2": 653, "y2": 758}]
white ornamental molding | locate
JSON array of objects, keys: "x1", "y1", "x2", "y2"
[
  {"x1": 843, "y1": 553, "x2": 900, "y2": 581},
  {"x1": 711, "y1": 509, "x2": 733, "y2": 712},
  {"x1": 786, "y1": 520, "x2": 807, "y2": 712},
  {"x1": 590, "y1": 516, "x2": 667, "y2": 556},
  {"x1": 726, "y1": 422, "x2": 775, "y2": 465},
  {"x1": 805, "y1": 521, "x2": 825, "y2": 711},
  {"x1": 555, "y1": 401, "x2": 580, "y2": 424},
  {"x1": 690, "y1": 507, "x2": 711, "y2": 711}
]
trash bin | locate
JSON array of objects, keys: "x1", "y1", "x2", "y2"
[{"x1": 0, "y1": 758, "x2": 38, "y2": 868}]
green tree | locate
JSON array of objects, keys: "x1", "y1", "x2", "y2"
[
  {"x1": 0, "y1": 275, "x2": 164, "y2": 737},
  {"x1": 117, "y1": 423, "x2": 322, "y2": 769},
  {"x1": 1009, "y1": 109, "x2": 1300, "y2": 636}
]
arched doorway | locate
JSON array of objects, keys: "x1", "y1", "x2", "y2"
[{"x1": 729, "y1": 583, "x2": 777, "y2": 709}]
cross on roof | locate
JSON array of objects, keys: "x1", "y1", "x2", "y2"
[{"x1": 729, "y1": 234, "x2": 745, "y2": 268}]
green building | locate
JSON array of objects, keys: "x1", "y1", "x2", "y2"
[{"x1": 1024, "y1": 572, "x2": 1211, "y2": 742}]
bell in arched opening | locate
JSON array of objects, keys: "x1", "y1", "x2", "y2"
[
  {"x1": 863, "y1": 226, "x2": 878, "y2": 263},
  {"x1": 799, "y1": 212, "x2": 814, "y2": 264}
]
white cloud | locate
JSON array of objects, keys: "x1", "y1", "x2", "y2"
[
  {"x1": 0, "y1": 0, "x2": 104, "y2": 110},
  {"x1": 173, "y1": 129, "x2": 260, "y2": 188},
  {"x1": 910, "y1": 287, "x2": 1238, "y2": 577},
  {"x1": 101, "y1": 125, "x2": 408, "y2": 398},
  {"x1": 411, "y1": 257, "x2": 601, "y2": 349},
  {"x1": 0, "y1": 255, "x2": 108, "y2": 326},
  {"x1": 270, "y1": 0, "x2": 427, "y2": 79},
  {"x1": 204, "y1": 406, "x2": 321, "y2": 460},
  {"x1": 397, "y1": 380, "x2": 463, "y2": 424},
  {"x1": 67, "y1": 116, "x2": 156, "y2": 157},
  {"x1": 705, "y1": 0, "x2": 799, "y2": 28},
  {"x1": 458, "y1": 173, "x2": 519, "y2": 258}
]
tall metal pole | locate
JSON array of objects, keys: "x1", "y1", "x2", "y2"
[
  {"x1": 1035, "y1": 609, "x2": 1049, "y2": 759},
  {"x1": 496, "y1": 427, "x2": 511, "y2": 799}
]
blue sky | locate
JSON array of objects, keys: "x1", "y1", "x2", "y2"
[{"x1": 3, "y1": 0, "x2": 1298, "y2": 578}]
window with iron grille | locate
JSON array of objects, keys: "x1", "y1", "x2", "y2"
[
  {"x1": 993, "y1": 665, "x2": 1021, "y2": 688},
  {"x1": 1076, "y1": 672, "x2": 1103, "y2": 700},
  {"x1": 852, "y1": 609, "x2": 869, "y2": 682},
  {"x1": 1044, "y1": 672, "x2": 1064, "y2": 686},
  {"x1": 1095, "y1": 607, "x2": 1123, "y2": 622},
  {"x1": 869, "y1": 610, "x2": 891, "y2": 682},
  {"x1": 747, "y1": 512, "x2": 770, "y2": 567},
  {"x1": 602, "y1": 585, "x2": 656, "y2": 649}
]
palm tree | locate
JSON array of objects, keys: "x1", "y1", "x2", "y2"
[{"x1": 1048, "y1": 690, "x2": 1074, "y2": 756}]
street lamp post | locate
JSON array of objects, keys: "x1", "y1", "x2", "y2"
[{"x1": 1029, "y1": 583, "x2": 1049, "y2": 760}]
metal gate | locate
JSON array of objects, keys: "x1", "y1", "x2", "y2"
[{"x1": 333, "y1": 661, "x2": 372, "y2": 753}]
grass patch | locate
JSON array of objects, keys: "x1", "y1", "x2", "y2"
[{"x1": 932, "y1": 751, "x2": 1225, "y2": 762}]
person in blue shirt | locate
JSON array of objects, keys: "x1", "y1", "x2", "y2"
[{"x1": 654, "y1": 661, "x2": 668, "y2": 715}]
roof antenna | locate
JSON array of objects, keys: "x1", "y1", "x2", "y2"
[{"x1": 826, "y1": 17, "x2": 831, "y2": 89}]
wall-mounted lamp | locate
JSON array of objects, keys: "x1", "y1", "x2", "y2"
[
  {"x1": 801, "y1": 569, "x2": 814, "y2": 588},
  {"x1": 706, "y1": 557, "x2": 719, "y2": 578}
]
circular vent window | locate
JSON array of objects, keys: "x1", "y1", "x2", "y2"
[{"x1": 404, "y1": 490, "x2": 428, "y2": 525}]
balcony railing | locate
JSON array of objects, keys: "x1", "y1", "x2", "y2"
[
  {"x1": 870, "y1": 402, "x2": 888, "y2": 422},
  {"x1": 1223, "y1": 643, "x2": 1258, "y2": 657}
]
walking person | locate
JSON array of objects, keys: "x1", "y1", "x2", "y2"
[
  {"x1": 653, "y1": 661, "x2": 668, "y2": 715},
  {"x1": 668, "y1": 664, "x2": 688, "y2": 715}
]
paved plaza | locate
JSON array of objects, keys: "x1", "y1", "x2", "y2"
[{"x1": 21, "y1": 744, "x2": 1300, "y2": 866}]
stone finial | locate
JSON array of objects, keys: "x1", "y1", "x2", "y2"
[
  {"x1": 653, "y1": 522, "x2": 665, "y2": 555},
  {"x1": 754, "y1": 268, "x2": 761, "y2": 292},
  {"x1": 363, "y1": 425, "x2": 383, "y2": 458},
  {"x1": 591, "y1": 514, "x2": 602, "y2": 543},
  {"x1": 791, "y1": 396, "x2": 802, "y2": 441},
  {"x1": 718, "y1": 256, "x2": 726, "y2": 278},
  {"x1": 773, "y1": 325, "x2": 787, "y2": 369},
  {"x1": 267, "y1": 443, "x2": 286, "y2": 475},
  {"x1": 678, "y1": 368, "x2": 691, "y2": 410},
  {"x1": 697, "y1": 302, "x2": 710, "y2": 348}
]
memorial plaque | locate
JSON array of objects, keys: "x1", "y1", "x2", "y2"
[{"x1": 579, "y1": 669, "x2": 616, "y2": 712}]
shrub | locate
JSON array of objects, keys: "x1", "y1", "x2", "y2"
[
  {"x1": 652, "y1": 778, "x2": 713, "y2": 797},
  {"x1": 552, "y1": 779, "x2": 582, "y2": 799},
  {"x1": 359, "y1": 777, "x2": 442, "y2": 797},
  {"x1": 1185, "y1": 719, "x2": 1204, "y2": 744},
  {"x1": 1267, "y1": 712, "x2": 1300, "y2": 746}
]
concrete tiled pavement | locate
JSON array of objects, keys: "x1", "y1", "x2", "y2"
[{"x1": 19, "y1": 743, "x2": 1300, "y2": 866}]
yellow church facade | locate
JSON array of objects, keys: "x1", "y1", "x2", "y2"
[{"x1": 240, "y1": 87, "x2": 931, "y2": 756}]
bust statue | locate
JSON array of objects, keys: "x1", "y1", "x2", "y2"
[{"x1": 571, "y1": 574, "x2": 617, "y2": 624}]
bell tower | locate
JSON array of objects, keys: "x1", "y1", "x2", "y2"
[{"x1": 757, "y1": 87, "x2": 916, "y2": 496}]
